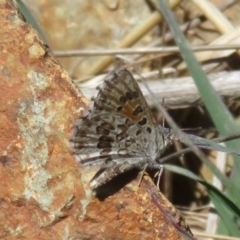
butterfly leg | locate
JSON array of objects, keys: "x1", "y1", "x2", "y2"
[
  {"x1": 146, "y1": 162, "x2": 164, "y2": 189},
  {"x1": 154, "y1": 166, "x2": 163, "y2": 189},
  {"x1": 137, "y1": 163, "x2": 148, "y2": 187},
  {"x1": 133, "y1": 163, "x2": 163, "y2": 189}
]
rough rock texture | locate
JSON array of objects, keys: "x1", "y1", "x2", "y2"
[{"x1": 0, "y1": 1, "x2": 184, "y2": 239}]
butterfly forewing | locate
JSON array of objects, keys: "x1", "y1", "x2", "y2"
[{"x1": 72, "y1": 69, "x2": 162, "y2": 165}]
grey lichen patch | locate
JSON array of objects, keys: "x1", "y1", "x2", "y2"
[
  {"x1": 28, "y1": 71, "x2": 50, "y2": 91},
  {"x1": 18, "y1": 100, "x2": 54, "y2": 210},
  {"x1": 79, "y1": 189, "x2": 92, "y2": 221},
  {"x1": 79, "y1": 168, "x2": 95, "y2": 220},
  {"x1": 18, "y1": 100, "x2": 50, "y2": 169},
  {"x1": 17, "y1": 72, "x2": 56, "y2": 210},
  {"x1": 24, "y1": 169, "x2": 52, "y2": 209}
]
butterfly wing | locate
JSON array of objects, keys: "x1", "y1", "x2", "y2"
[{"x1": 71, "y1": 68, "x2": 164, "y2": 168}]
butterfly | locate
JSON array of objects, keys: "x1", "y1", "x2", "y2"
[{"x1": 71, "y1": 68, "x2": 240, "y2": 189}]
